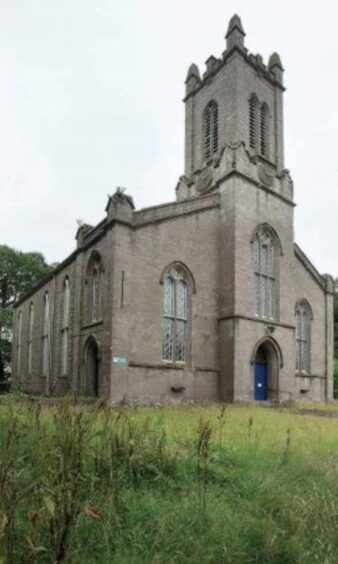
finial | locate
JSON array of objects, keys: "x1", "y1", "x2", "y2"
[
  {"x1": 186, "y1": 63, "x2": 201, "y2": 81},
  {"x1": 268, "y1": 52, "x2": 284, "y2": 84},
  {"x1": 75, "y1": 222, "x2": 93, "y2": 247},
  {"x1": 205, "y1": 55, "x2": 218, "y2": 74},
  {"x1": 105, "y1": 188, "x2": 135, "y2": 221},
  {"x1": 268, "y1": 52, "x2": 284, "y2": 71},
  {"x1": 226, "y1": 14, "x2": 245, "y2": 37},
  {"x1": 185, "y1": 63, "x2": 201, "y2": 96},
  {"x1": 225, "y1": 14, "x2": 245, "y2": 51}
]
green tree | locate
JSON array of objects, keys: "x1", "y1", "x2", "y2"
[{"x1": 0, "y1": 245, "x2": 55, "y2": 382}]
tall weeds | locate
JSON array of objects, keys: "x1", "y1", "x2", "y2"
[
  {"x1": 0, "y1": 414, "x2": 19, "y2": 563},
  {"x1": 0, "y1": 398, "x2": 337, "y2": 562},
  {"x1": 196, "y1": 419, "x2": 212, "y2": 512}
]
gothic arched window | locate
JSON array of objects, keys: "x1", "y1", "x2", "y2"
[
  {"x1": 61, "y1": 278, "x2": 70, "y2": 375},
  {"x1": 295, "y1": 300, "x2": 312, "y2": 374},
  {"x1": 249, "y1": 95, "x2": 259, "y2": 150},
  {"x1": 203, "y1": 100, "x2": 218, "y2": 161},
  {"x1": 17, "y1": 311, "x2": 23, "y2": 375},
  {"x1": 86, "y1": 253, "x2": 103, "y2": 323},
  {"x1": 252, "y1": 225, "x2": 281, "y2": 320},
  {"x1": 28, "y1": 303, "x2": 34, "y2": 375},
  {"x1": 162, "y1": 264, "x2": 192, "y2": 363},
  {"x1": 260, "y1": 103, "x2": 269, "y2": 157},
  {"x1": 42, "y1": 291, "x2": 51, "y2": 377}
]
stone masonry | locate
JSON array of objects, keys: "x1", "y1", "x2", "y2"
[{"x1": 11, "y1": 15, "x2": 334, "y2": 403}]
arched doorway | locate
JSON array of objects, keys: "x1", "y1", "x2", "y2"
[
  {"x1": 85, "y1": 337, "x2": 100, "y2": 396},
  {"x1": 253, "y1": 339, "x2": 280, "y2": 401}
]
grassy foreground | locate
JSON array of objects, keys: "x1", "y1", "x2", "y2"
[{"x1": 1, "y1": 398, "x2": 338, "y2": 562}]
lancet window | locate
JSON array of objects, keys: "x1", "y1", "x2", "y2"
[
  {"x1": 42, "y1": 292, "x2": 51, "y2": 377},
  {"x1": 253, "y1": 225, "x2": 280, "y2": 320},
  {"x1": 61, "y1": 277, "x2": 70, "y2": 375},
  {"x1": 28, "y1": 303, "x2": 34, "y2": 375},
  {"x1": 162, "y1": 264, "x2": 190, "y2": 363},
  {"x1": 203, "y1": 100, "x2": 219, "y2": 160},
  {"x1": 295, "y1": 300, "x2": 312, "y2": 374}
]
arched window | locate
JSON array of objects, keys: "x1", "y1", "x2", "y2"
[
  {"x1": 260, "y1": 103, "x2": 269, "y2": 157},
  {"x1": 61, "y1": 278, "x2": 70, "y2": 375},
  {"x1": 295, "y1": 300, "x2": 312, "y2": 374},
  {"x1": 253, "y1": 225, "x2": 280, "y2": 320},
  {"x1": 17, "y1": 311, "x2": 23, "y2": 375},
  {"x1": 249, "y1": 95, "x2": 259, "y2": 150},
  {"x1": 86, "y1": 253, "x2": 103, "y2": 323},
  {"x1": 162, "y1": 264, "x2": 191, "y2": 363},
  {"x1": 28, "y1": 303, "x2": 34, "y2": 375},
  {"x1": 203, "y1": 100, "x2": 218, "y2": 161},
  {"x1": 42, "y1": 291, "x2": 51, "y2": 377}
]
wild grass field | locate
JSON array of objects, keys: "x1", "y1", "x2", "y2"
[{"x1": 1, "y1": 397, "x2": 338, "y2": 563}]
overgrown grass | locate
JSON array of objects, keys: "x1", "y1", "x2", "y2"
[{"x1": 1, "y1": 396, "x2": 338, "y2": 562}]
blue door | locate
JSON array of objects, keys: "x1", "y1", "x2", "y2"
[{"x1": 254, "y1": 362, "x2": 268, "y2": 401}]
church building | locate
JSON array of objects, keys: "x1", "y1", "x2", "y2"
[{"x1": 12, "y1": 15, "x2": 334, "y2": 403}]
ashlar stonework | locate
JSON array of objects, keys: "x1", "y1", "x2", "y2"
[{"x1": 12, "y1": 15, "x2": 334, "y2": 403}]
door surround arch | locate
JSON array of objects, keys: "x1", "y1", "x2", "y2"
[
  {"x1": 84, "y1": 335, "x2": 101, "y2": 397},
  {"x1": 251, "y1": 337, "x2": 282, "y2": 401}
]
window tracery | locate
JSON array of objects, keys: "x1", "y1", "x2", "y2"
[
  {"x1": 253, "y1": 225, "x2": 280, "y2": 320},
  {"x1": 86, "y1": 253, "x2": 103, "y2": 323},
  {"x1": 61, "y1": 278, "x2": 70, "y2": 375},
  {"x1": 162, "y1": 264, "x2": 190, "y2": 363},
  {"x1": 295, "y1": 300, "x2": 312, "y2": 374}
]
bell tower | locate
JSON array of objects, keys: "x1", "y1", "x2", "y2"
[
  {"x1": 177, "y1": 15, "x2": 291, "y2": 202},
  {"x1": 176, "y1": 15, "x2": 297, "y2": 401}
]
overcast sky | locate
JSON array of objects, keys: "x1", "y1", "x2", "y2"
[{"x1": 0, "y1": 0, "x2": 337, "y2": 275}]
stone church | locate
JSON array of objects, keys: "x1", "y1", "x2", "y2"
[{"x1": 12, "y1": 15, "x2": 334, "y2": 403}]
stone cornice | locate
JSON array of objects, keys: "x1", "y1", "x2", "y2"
[
  {"x1": 218, "y1": 314, "x2": 294, "y2": 330},
  {"x1": 184, "y1": 45, "x2": 285, "y2": 103}
]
